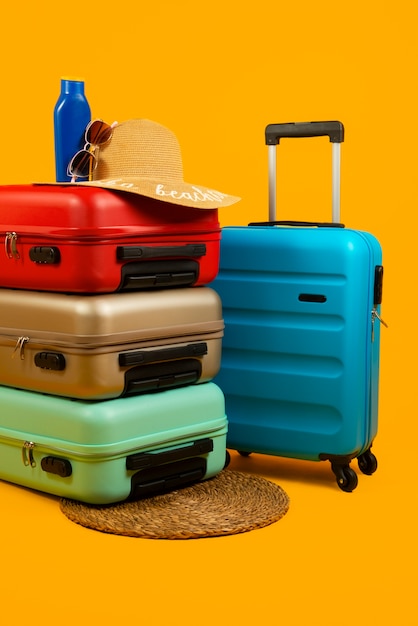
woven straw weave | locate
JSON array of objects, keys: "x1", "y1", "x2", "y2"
[{"x1": 60, "y1": 470, "x2": 290, "y2": 540}]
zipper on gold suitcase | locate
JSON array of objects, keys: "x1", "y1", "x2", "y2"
[{"x1": 11, "y1": 336, "x2": 30, "y2": 360}]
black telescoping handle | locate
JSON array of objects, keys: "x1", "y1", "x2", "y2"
[
  {"x1": 265, "y1": 120, "x2": 344, "y2": 223},
  {"x1": 248, "y1": 220, "x2": 344, "y2": 228},
  {"x1": 265, "y1": 121, "x2": 344, "y2": 145}
]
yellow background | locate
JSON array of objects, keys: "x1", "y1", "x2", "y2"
[{"x1": 1, "y1": 1, "x2": 416, "y2": 624}]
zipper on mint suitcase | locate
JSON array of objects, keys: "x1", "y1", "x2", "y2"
[{"x1": 0, "y1": 433, "x2": 213, "y2": 463}]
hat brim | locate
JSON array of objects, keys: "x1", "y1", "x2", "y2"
[{"x1": 65, "y1": 176, "x2": 240, "y2": 209}]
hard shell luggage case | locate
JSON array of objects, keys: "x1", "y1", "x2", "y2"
[
  {"x1": 211, "y1": 121, "x2": 386, "y2": 491},
  {"x1": 0, "y1": 287, "x2": 223, "y2": 399},
  {"x1": 0, "y1": 185, "x2": 221, "y2": 293},
  {"x1": 0, "y1": 382, "x2": 228, "y2": 504}
]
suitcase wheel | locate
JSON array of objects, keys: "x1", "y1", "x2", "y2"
[
  {"x1": 238, "y1": 450, "x2": 252, "y2": 457},
  {"x1": 331, "y1": 463, "x2": 358, "y2": 493},
  {"x1": 357, "y1": 449, "x2": 378, "y2": 475}
]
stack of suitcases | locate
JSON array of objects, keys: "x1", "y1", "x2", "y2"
[
  {"x1": 0, "y1": 117, "x2": 386, "y2": 503},
  {"x1": 0, "y1": 119, "x2": 238, "y2": 504}
]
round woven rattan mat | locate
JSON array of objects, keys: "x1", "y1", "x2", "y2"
[{"x1": 60, "y1": 470, "x2": 290, "y2": 539}]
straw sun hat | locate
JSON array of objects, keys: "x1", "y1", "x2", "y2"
[{"x1": 70, "y1": 118, "x2": 241, "y2": 210}]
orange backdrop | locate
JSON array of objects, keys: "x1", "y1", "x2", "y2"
[{"x1": 0, "y1": 1, "x2": 416, "y2": 624}]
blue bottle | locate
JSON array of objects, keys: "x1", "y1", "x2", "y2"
[{"x1": 54, "y1": 77, "x2": 91, "y2": 182}]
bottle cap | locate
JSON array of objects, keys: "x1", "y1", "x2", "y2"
[{"x1": 60, "y1": 76, "x2": 85, "y2": 82}]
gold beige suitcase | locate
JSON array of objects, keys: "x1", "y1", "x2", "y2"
[{"x1": 0, "y1": 287, "x2": 223, "y2": 399}]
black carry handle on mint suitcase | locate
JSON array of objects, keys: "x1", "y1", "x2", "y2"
[{"x1": 212, "y1": 120, "x2": 386, "y2": 492}]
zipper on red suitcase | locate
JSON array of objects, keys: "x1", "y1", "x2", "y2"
[{"x1": 4, "y1": 231, "x2": 20, "y2": 259}]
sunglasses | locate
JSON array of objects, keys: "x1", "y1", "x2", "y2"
[{"x1": 67, "y1": 119, "x2": 116, "y2": 181}]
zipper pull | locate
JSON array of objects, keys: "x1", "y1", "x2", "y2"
[
  {"x1": 4, "y1": 231, "x2": 20, "y2": 259},
  {"x1": 12, "y1": 336, "x2": 30, "y2": 359},
  {"x1": 11, "y1": 232, "x2": 20, "y2": 259},
  {"x1": 371, "y1": 307, "x2": 388, "y2": 342},
  {"x1": 4, "y1": 232, "x2": 12, "y2": 258},
  {"x1": 22, "y1": 441, "x2": 36, "y2": 468}
]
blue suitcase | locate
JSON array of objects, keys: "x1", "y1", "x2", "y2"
[
  {"x1": 211, "y1": 121, "x2": 387, "y2": 491},
  {"x1": 0, "y1": 382, "x2": 228, "y2": 504}
]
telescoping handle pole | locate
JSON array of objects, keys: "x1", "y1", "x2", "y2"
[{"x1": 265, "y1": 121, "x2": 345, "y2": 223}]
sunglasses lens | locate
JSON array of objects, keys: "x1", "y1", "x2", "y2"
[
  {"x1": 86, "y1": 120, "x2": 113, "y2": 145},
  {"x1": 68, "y1": 150, "x2": 95, "y2": 178}
]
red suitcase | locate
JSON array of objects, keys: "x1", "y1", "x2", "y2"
[{"x1": 0, "y1": 184, "x2": 221, "y2": 293}]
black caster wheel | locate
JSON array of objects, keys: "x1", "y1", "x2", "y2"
[
  {"x1": 331, "y1": 464, "x2": 358, "y2": 492},
  {"x1": 224, "y1": 450, "x2": 231, "y2": 468},
  {"x1": 238, "y1": 451, "x2": 252, "y2": 457},
  {"x1": 357, "y1": 449, "x2": 378, "y2": 475}
]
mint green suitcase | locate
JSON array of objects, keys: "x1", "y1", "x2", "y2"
[{"x1": 0, "y1": 382, "x2": 228, "y2": 504}]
